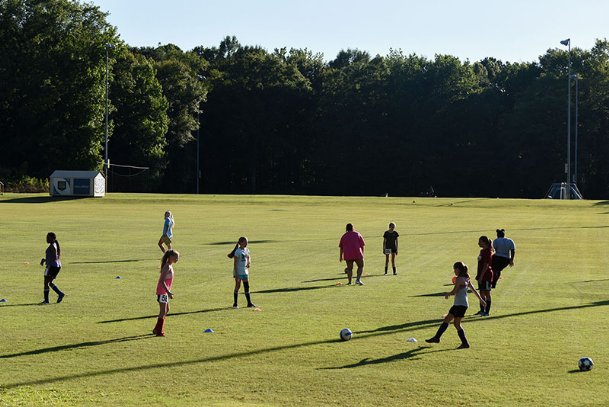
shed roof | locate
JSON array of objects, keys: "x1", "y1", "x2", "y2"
[{"x1": 50, "y1": 170, "x2": 103, "y2": 178}]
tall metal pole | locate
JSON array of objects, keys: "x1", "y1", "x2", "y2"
[
  {"x1": 196, "y1": 109, "x2": 200, "y2": 194},
  {"x1": 566, "y1": 40, "x2": 571, "y2": 197},
  {"x1": 574, "y1": 74, "x2": 579, "y2": 185},
  {"x1": 105, "y1": 44, "x2": 110, "y2": 190}
]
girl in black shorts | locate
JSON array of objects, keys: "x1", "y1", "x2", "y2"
[
  {"x1": 426, "y1": 262, "x2": 485, "y2": 348},
  {"x1": 40, "y1": 232, "x2": 64, "y2": 304}
]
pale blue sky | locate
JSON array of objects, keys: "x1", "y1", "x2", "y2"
[{"x1": 89, "y1": 0, "x2": 609, "y2": 62}]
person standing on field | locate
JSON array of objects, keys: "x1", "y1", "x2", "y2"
[
  {"x1": 425, "y1": 261, "x2": 485, "y2": 349},
  {"x1": 382, "y1": 222, "x2": 399, "y2": 275},
  {"x1": 153, "y1": 249, "x2": 179, "y2": 337},
  {"x1": 228, "y1": 237, "x2": 256, "y2": 308},
  {"x1": 40, "y1": 232, "x2": 65, "y2": 304},
  {"x1": 491, "y1": 228, "x2": 516, "y2": 288},
  {"x1": 475, "y1": 236, "x2": 494, "y2": 316},
  {"x1": 158, "y1": 210, "x2": 175, "y2": 253},
  {"x1": 339, "y1": 223, "x2": 366, "y2": 285}
]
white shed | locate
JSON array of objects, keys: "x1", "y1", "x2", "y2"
[{"x1": 49, "y1": 170, "x2": 105, "y2": 197}]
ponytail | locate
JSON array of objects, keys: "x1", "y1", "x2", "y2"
[
  {"x1": 227, "y1": 242, "x2": 239, "y2": 259},
  {"x1": 453, "y1": 261, "x2": 469, "y2": 278},
  {"x1": 161, "y1": 249, "x2": 177, "y2": 268},
  {"x1": 47, "y1": 232, "x2": 60, "y2": 258},
  {"x1": 55, "y1": 239, "x2": 61, "y2": 258}
]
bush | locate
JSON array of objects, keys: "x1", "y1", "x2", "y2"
[{"x1": 6, "y1": 176, "x2": 49, "y2": 193}]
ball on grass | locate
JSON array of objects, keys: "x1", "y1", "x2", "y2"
[{"x1": 340, "y1": 328, "x2": 352, "y2": 341}]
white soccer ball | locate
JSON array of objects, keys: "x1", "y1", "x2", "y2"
[
  {"x1": 578, "y1": 357, "x2": 594, "y2": 371},
  {"x1": 340, "y1": 328, "x2": 352, "y2": 341}
]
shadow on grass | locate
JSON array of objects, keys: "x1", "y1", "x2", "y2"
[
  {"x1": 0, "y1": 196, "x2": 88, "y2": 204},
  {"x1": 3, "y1": 300, "x2": 609, "y2": 390},
  {"x1": 0, "y1": 303, "x2": 40, "y2": 308},
  {"x1": 576, "y1": 278, "x2": 609, "y2": 283},
  {"x1": 206, "y1": 240, "x2": 277, "y2": 246},
  {"x1": 320, "y1": 346, "x2": 455, "y2": 369},
  {"x1": 409, "y1": 224, "x2": 609, "y2": 237},
  {"x1": 411, "y1": 292, "x2": 447, "y2": 297},
  {"x1": 302, "y1": 274, "x2": 385, "y2": 283},
  {"x1": 0, "y1": 334, "x2": 153, "y2": 360},
  {"x1": 98, "y1": 307, "x2": 229, "y2": 324},
  {"x1": 254, "y1": 285, "x2": 336, "y2": 294},
  {"x1": 70, "y1": 259, "x2": 148, "y2": 265}
]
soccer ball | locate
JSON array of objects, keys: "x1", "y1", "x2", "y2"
[
  {"x1": 578, "y1": 357, "x2": 594, "y2": 371},
  {"x1": 340, "y1": 328, "x2": 352, "y2": 341}
]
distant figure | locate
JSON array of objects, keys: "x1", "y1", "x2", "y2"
[
  {"x1": 228, "y1": 237, "x2": 256, "y2": 308},
  {"x1": 40, "y1": 232, "x2": 65, "y2": 304},
  {"x1": 153, "y1": 249, "x2": 179, "y2": 337},
  {"x1": 425, "y1": 262, "x2": 485, "y2": 348},
  {"x1": 339, "y1": 223, "x2": 366, "y2": 285},
  {"x1": 491, "y1": 229, "x2": 516, "y2": 288},
  {"x1": 382, "y1": 222, "x2": 399, "y2": 275},
  {"x1": 158, "y1": 210, "x2": 175, "y2": 253},
  {"x1": 475, "y1": 236, "x2": 494, "y2": 316}
]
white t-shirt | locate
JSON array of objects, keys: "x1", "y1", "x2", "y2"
[{"x1": 234, "y1": 247, "x2": 250, "y2": 276}]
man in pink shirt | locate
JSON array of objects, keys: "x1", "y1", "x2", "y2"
[{"x1": 339, "y1": 223, "x2": 366, "y2": 285}]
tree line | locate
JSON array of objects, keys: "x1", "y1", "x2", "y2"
[{"x1": 2, "y1": 0, "x2": 609, "y2": 198}]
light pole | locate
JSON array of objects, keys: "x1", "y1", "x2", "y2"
[
  {"x1": 560, "y1": 38, "x2": 571, "y2": 198},
  {"x1": 572, "y1": 73, "x2": 579, "y2": 185},
  {"x1": 104, "y1": 43, "x2": 113, "y2": 188},
  {"x1": 196, "y1": 109, "x2": 200, "y2": 194}
]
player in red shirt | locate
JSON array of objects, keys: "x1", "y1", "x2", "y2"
[{"x1": 475, "y1": 236, "x2": 494, "y2": 316}]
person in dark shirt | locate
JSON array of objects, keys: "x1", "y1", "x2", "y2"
[
  {"x1": 382, "y1": 222, "x2": 399, "y2": 275},
  {"x1": 40, "y1": 232, "x2": 64, "y2": 304}
]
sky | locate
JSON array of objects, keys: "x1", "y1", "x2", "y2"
[{"x1": 89, "y1": 0, "x2": 609, "y2": 63}]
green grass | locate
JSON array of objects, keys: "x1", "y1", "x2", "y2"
[{"x1": 0, "y1": 193, "x2": 608, "y2": 406}]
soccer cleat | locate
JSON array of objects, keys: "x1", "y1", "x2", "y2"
[
  {"x1": 155, "y1": 332, "x2": 165, "y2": 337},
  {"x1": 384, "y1": 272, "x2": 388, "y2": 275},
  {"x1": 393, "y1": 272, "x2": 397, "y2": 275},
  {"x1": 457, "y1": 343, "x2": 470, "y2": 349},
  {"x1": 57, "y1": 293, "x2": 65, "y2": 303},
  {"x1": 247, "y1": 303, "x2": 257, "y2": 308},
  {"x1": 480, "y1": 312, "x2": 490, "y2": 317},
  {"x1": 425, "y1": 337, "x2": 440, "y2": 343},
  {"x1": 40, "y1": 301, "x2": 50, "y2": 305},
  {"x1": 232, "y1": 304, "x2": 238, "y2": 309},
  {"x1": 474, "y1": 310, "x2": 484, "y2": 316},
  {"x1": 346, "y1": 282, "x2": 352, "y2": 285},
  {"x1": 355, "y1": 280, "x2": 364, "y2": 285}
]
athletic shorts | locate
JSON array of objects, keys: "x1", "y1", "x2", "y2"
[
  {"x1": 448, "y1": 305, "x2": 468, "y2": 318},
  {"x1": 384, "y1": 248, "x2": 397, "y2": 254},
  {"x1": 44, "y1": 265, "x2": 61, "y2": 279},
  {"x1": 161, "y1": 235, "x2": 172, "y2": 245},
  {"x1": 478, "y1": 279, "x2": 492, "y2": 291},
  {"x1": 157, "y1": 294, "x2": 170, "y2": 304},
  {"x1": 492, "y1": 256, "x2": 510, "y2": 273},
  {"x1": 233, "y1": 271, "x2": 249, "y2": 281}
]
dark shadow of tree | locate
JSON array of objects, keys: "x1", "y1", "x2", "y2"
[
  {"x1": 2, "y1": 300, "x2": 608, "y2": 390},
  {"x1": 98, "y1": 307, "x2": 229, "y2": 323}
]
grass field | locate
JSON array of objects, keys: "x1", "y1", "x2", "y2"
[{"x1": 1, "y1": 193, "x2": 608, "y2": 406}]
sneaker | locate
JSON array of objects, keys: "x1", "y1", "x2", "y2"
[
  {"x1": 57, "y1": 293, "x2": 65, "y2": 303},
  {"x1": 393, "y1": 272, "x2": 397, "y2": 275},
  {"x1": 355, "y1": 280, "x2": 364, "y2": 285},
  {"x1": 474, "y1": 310, "x2": 484, "y2": 316},
  {"x1": 425, "y1": 337, "x2": 440, "y2": 343},
  {"x1": 247, "y1": 303, "x2": 257, "y2": 308},
  {"x1": 384, "y1": 272, "x2": 388, "y2": 275},
  {"x1": 480, "y1": 312, "x2": 489, "y2": 317},
  {"x1": 346, "y1": 282, "x2": 352, "y2": 285},
  {"x1": 40, "y1": 301, "x2": 50, "y2": 305},
  {"x1": 232, "y1": 304, "x2": 238, "y2": 309},
  {"x1": 457, "y1": 343, "x2": 470, "y2": 349}
]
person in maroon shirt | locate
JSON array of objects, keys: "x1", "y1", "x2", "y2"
[
  {"x1": 339, "y1": 223, "x2": 366, "y2": 285},
  {"x1": 475, "y1": 236, "x2": 494, "y2": 316}
]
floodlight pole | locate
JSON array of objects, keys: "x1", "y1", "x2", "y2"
[
  {"x1": 196, "y1": 109, "x2": 200, "y2": 194},
  {"x1": 561, "y1": 39, "x2": 572, "y2": 198},
  {"x1": 104, "y1": 44, "x2": 111, "y2": 189},
  {"x1": 573, "y1": 74, "x2": 579, "y2": 186}
]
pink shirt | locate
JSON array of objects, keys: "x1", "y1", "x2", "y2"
[
  {"x1": 339, "y1": 231, "x2": 365, "y2": 260},
  {"x1": 156, "y1": 265, "x2": 174, "y2": 295}
]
